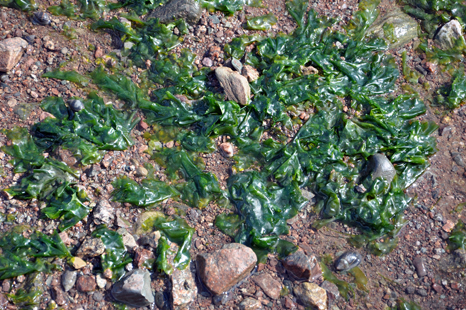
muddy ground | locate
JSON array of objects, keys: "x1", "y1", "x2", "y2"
[{"x1": 1, "y1": 0, "x2": 466, "y2": 309}]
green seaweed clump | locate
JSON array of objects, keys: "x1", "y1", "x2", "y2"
[
  {"x1": 0, "y1": 229, "x2": 70, "y2": 280},
  {"x1": 200, "y1": 0, "x2": 262, "y2": 15},
  {"x1": 246, "y1": 13, "x2": 277, "y2": 31},
  {"x1": 48, "y1": 0, "x2": 106, "y2": 19},
  {"x1": 42, "y1": 69, "x2": 90, "y2": 86},
  {"x1": 391, "y1": 299, "x2": 421, "y2": 310},
  {"x1": 439, "y1": 68, "x2": 466, "y2": 109},
  {"x1": 8, "y1": 288, "x2": 42, "y2": 309},
  {"x1": 0, "y1": 0, "x2": 37, "y2": 11},
  {"x1": 448, "y1": 220, "x2": 466, "y2": 251},
  {"x1": 108, "y1": 0, "x2": 168, "y2": 15},
  {"x1": 92, "y1": 226, "x2": 133, "y2": 280}
]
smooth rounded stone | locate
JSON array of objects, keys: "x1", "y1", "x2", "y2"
[
  {"x1": 231, "y1": 58, "x2": 243, "y2": 72},
  {"x1": 61, "y1": 270, "x2": 77, "y2": 292},
  {"x1": 196, "y1": 243, "x2": 257, "y2": 295},
  {"x1": 76, "y1": 238, "x2": 106, "y2": 257},
  {"x1": 146, "y1": 0, "x2": 202, "y2": 25},
  {"x1": 76, "y1": 275, "x2": 96, "y2": 292},
  {"x1": 435, "y1": 20, "x2": 463, "y2": 50},
  {"x1": 239, "y1": 297, "x2": 262, "y2": 310},
  {"x1": 368, "y1": 153, "x2": 396, "y2": 184},
  {"x1": 413, "y1": 256, "x2": 427, "y2": 277},
  {"x1": 215, "y1": 67, "x2": 250, "y2": 106},
  {"x1": 68, "y1": 99, "x2": 84, "y2": 112},
  {"x1": 367, "y1": 8, "x2": 419, "y2": 49},
  {"x1": 202, "y1": 57, "x2": 213, "y2": 67},
  {"x1": 335, "y1": 251, "x2": 362, "y2": 271},
  {"x1": 219, "y1": 142, "x2": 234, "y2": 157},
  {"x1": 0, "y1": 37, "x2": 28, "y2": 72},
  {"x1": 32, "y1": 11, "x2": 51, "y2": 26},
  {"x1": 135, "y1": 166, "x2": 148, "y2": 177},
  {"x1": 93, "y1": 199, "x2": 115, "y2": 225},
  {"x1": 111, "y1": 269, "x2": 154, "y2": 307},
  {"x1": 281, "y1": 250, "x2": 322, "y2": 281},
  {"x1": 252, "y1": 273, "x2": 281, "y2": 300},
  {"x1": 294, "y1": 282, "x2": 327, "y2": 310}
]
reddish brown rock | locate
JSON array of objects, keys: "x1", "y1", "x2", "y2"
[
  {"x1": 281, "y1": 250, "x2": 322, "y2": 281},
  {"x1": 252, "y1": 273, "x2": 281, "y2": 300},
  {"x1": 0, "y1": 293, "x2": 7, "y2": 308},
  {"x1": 52, "y1": 286, "x2": 68, "y2": 306},
  {"x1": 197, "y1": 243, "x2": 257, "y2": 295},
  {"x1": 134, "y1": 247, "x2": 155, "y2": 270},
  {"x1": 0, "y1": 37, "x2": 28, "y2": 72},
  {"x1": 76, "y1": 275, "x2": 96, "y2": 292}
]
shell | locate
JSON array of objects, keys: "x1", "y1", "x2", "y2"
[
  {"x1": 68, "y1": 99, "x2": 85, "y2": 112},
  {"x1": 32, "y1": 12, "x2": 51, "y2": 26},
  {"x1": 335, "y1": 251, "x2": 362, "y2": 271}
]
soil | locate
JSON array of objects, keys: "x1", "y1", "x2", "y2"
[{"x1": 1, "y1": 0, "x2": 466, "y2": 309}]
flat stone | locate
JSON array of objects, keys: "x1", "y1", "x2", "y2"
[
  {"x1": 435, "y1": 20, "x2": 463, "y2": 50},
  {"x1": 76, "y1": 275, "x2": 96, "y2": 292},
  {"x1": 76, "y1": 238, "x2": 106, "y2": 257},
  {"x1": 171, "y1": 262, "x2": 197, "y2": 309},
  {"x1": 61, "y1": 270, "x2": 77, "y2": 292},
  {"x1": 215, "y1": 66, "x2": 251, "y2": 106},
  {"x1": 294, "y1": 282, "x2": 327, "y2": 310},
  {"x1": 135, "y1": 166, "x2": 148, "y2": 177},
  {"x1": 146, "y1": 0, "x2": 202, "y2": 25},
  {"x1": 197, "y1": 243, "x2": 257, "y2": 295},
  {"x1": 252, "y1": 273, "x2": 281, "y2": 300},
  {"x1": 282, "y1": 250, "x2": 322, "y2": 281},
  {"x1": 69, "y1": 257, "x2": 87, "y2": 269},
  {"x1": 231, "y1": 58, "x2": 243, "y2": 72},
  {"x1": 93, "y1": 199, "x2": 115, "y2": 225},
  {"x1": 241, "y1": 65, "x2": 259, "y2": 82},
  {"x1": 321, "y1": 280, "x2": 339, "y2": 306},
  {"x1": 111, "y1": 269, "x2": 154, "y2": 307},
  {"x1": 369, "y1": 153, "x2": 396, "y2": 184},
  {"x1": 0, "y1": 37, "x2": 28, "y2": 72},
  {"x1": 239, "y1": 297, "x2": 262, "y2": 310},
  {"x1": 117, "y1": 228, "x2": 138, "y2": 251}
]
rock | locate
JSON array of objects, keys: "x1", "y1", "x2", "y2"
[
  {"x1": 135, "y1": 166, "x2": 148, "y2": 177},
  {"x1": 51, "y1": 286, "x2": 67, "y2": 306},
  {"x1": 138, "y1": 231, "x2": 161, "y2": 249},
  {"x1": 59, "y1": 231, "x2": 72, "y2": 246},
  {"x1": 406, "y1": 286, "x2": 415, "y2": 294},
  {"x1": 202, "y1": 57, "x2": 213, "y2": 67},
  {"x1": 0, "y1": 294, "x2": 7, "y2": 308},
  {"x1": 197, "y1": 243, "x2": 257, "y2": 295},
  {"x1": 117, "y1": 228, "x2": 138, "y2": 251},
  {"x1": 68, "y1": 99, "x2": 84, "y2": 112},
  {"x1": 0, "y1": 37, "x2": 28, "y2": 72},
  {"x1": 252, "y1": 273, "x2": 281, "y2": 299},
  {"x1": 215, "y1": 67, "x2": 251, "y2": 106},
  {"x1": 435, "y1": 20, "x2": 463, "y2": 50},
  {"x1": 69, "y1": 257, "x2": 87, "y2": 269},
  {"x1": 146, "y1": 0, "x2": 202, "y2": 25},
  {"x1": 32, "y1": 12, "x2": 51, "y2": 26},
  {"x1": 367, "y1": 8, "x2": 419, "y2": 49},
  {"x1": 321, "y1": 281, "x2": 339, "y2": 306},
  {"x1": 76, "y1": 238, "x2": 106, "y2": 257},
  {"x1": 301, "y1": 65, "x2": 318, "y2": 75},
  {"x1": 44, "y1": 40, "x2": 55, "y2": 51},
  {"x1": 368, "y1": 153, "x2": 396, "y2": 184},
  {"x1": 442, "y1": 220, "x2": 455, "y2": 232},
  {"x1": 239, "y1": 297, "x2": 262, "y2": 310},
  {"x1": 242, "y1": 65, "x2": 259, "y2": 82},
  {"x1": 231, "y1": 58, "x2": 243, "y2": 72},
  {"x1": 454, "y1": 249, "x2": 466, "y2": 265},
  {"x1": 171, "y1": 262, "x2": 197, "y2": 309},
  {"x1": 134, "y1": 247, "x2": 155, "y2": 269},
  {"x1": 135, "y1": 211, "x2": 165, "y2": 235},
  {"x1": 451, "y1": 152, "x2": 465, "y2": 167},
  {"x1": 93, "y1": 199, "x2": 115, "y2": 225},
  {"x1": 282, "y1": 250, "x2": 322, "y2": 281},
  {"x1": 416, "y1": 288, "x2": 428, "y2": 297},
  {"x1": 294, "y1": 282, "x2": 327, "y2": 310},
  {"x1": 76, "y1": 275, "x2": 96, "y2": 292},
  {"x1": 335, "y1": 251, "x2": 362, "y2": 271},
  {"x1": 413, "y1": 256, "x2": 427, "y2": 277},
  {"x1": 96, "y1": 274, "x2": 107, "y2": 289},
  {"x1": 94, "y1": 46, "x2": 104, "y2": 58},
  {"x1": 111, "y1": 269, "x2": 154, "y2": 307},
  {"x1": 61, "y1": 270, "x2": 77, "y2": 292},
  {"x1": 219, "y1": 142, "x2": 234, "y2": 157}
]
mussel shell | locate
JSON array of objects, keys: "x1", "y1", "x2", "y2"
[
  {"x1": 335, "y1": 251, "x2": 362, "y2": 271},
  {"x1": 32, "y1": 12, "x2": 51, "y2": 26},
  {"x1": 68, "y1": 99, "x2": 85, "y2": 112}
]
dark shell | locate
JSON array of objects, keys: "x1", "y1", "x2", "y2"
[
  {"x1": 335, "y1": 251, "x2": 362, "y2": 271},
  {"x1": 23, "y1": 35, "x2": 36, "y2": 45},
  {"x1": 32, "y1": 12, "x2": 51, "y2": 26},
  {"x1": 68, "y1": 99, "x2": 85, "y2": 112}
]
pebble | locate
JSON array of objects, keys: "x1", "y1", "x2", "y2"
[
  {"x1": 215, "y1": 66, "x2": 250, "y2": 106},
  {"x1": 202, "y1": 57, "x2": 213, "y2": 67},
  {"x1": 416, "y1": 288, "x2": 428, "y2": 297},
  {"x1": 76, "y1": 275, "x2": 96, "y2": 292},
  {"x1": 69, "y1": 256, "x2": 87, "y2": 269},
  {"x1": 43, "y1": 40, "x2": 55, "y2": 50},
  {"x1": 442, "y1": 220, "x2": 455, "y2": 232},
  {"x1": 69, "y1": 99, "x2": 84, "y2": 112},
  {"x1": 239, "y1": 297, "x2": 262, "y2": 310},
  {"x1": 95, "y1": 274, "x2": 107, "y2": 289},
  {"x1": 0, "y1": 37, "x2": 28, "y2": 72},
  {"x1": 111, "y1": 269, "x2": 154, "y2": 307},
  {"x1": 281, "y1": 250, "x2": 322, "y2": 281},
  {"x1": 231, "y1": 58, "x2": 243, "y2": 72},
  {"x1": 294, "y1": 282, "x2": 327, "y2": 310},
  {"x1": 135, "y1": 166, "x2": 148, "y2": 177},
  {"x1": 93, "y1": 199, "x2": 115, "y2": 225},
  {"x1": 252, "y1": 273, "x2": 281, "y2": 300},
  {"x1": 61, "y1": 270, "x2": 77, "y2": 292},
  {"x1": 76, "y1": 238, "x2": 106, "y2": 257},
  {"x1": 219, "y1": 142, "x2": 234, "y2": 157},
  {"x1": 413, "y1": 256, "x2": 427, "y2": 277}
]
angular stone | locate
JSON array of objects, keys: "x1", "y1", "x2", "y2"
[
  {"x1": 76, "y1": 275, "x2": 96, "y2": 292},
  {"x1": 146, "y1": 0, "x2": 202, "y2": 25},
  {"x1": 282, "y1": 250, "x2": 322, "y2": 281},
  {"x1": 197, "y1": 243, "x2": 257, "y2": 295},
  {"x1": 301, "y1": 65, "x2": 318, "y2": 75},
  {"x1": 239, "y1": 297, "x2": 262, "y2": 310},
  {"x1": 93, "y1": 199, "x2": 114, "y2": 225},
  {"x1": 321, "y1": 280, "x2": 339, "y2": 306},
  {"x1": 367, "y1": 8, "x2": 419, "y2": 49},
  {"x1": 117, "y1": 228, "x2": 138, "y2": 251},
  {"x1": 242, "y1": 65, "x2": 259, "y2": 82},
  {"x1": 216, "y1": 67, "x2": 251, "y2": 106},
  {"x1": 61, "y1": 270, "x2": 77, "y2": 292},
  {"x1": 96, "y1": 273, "x2": 107, "y2": 289},
  {"x1": 138, "y1": 231, "x2": 161, "y2": 249},
  {"x1": 69, "y1": 257, "x2": 87, "y2": 269},
  {"x1": 294, "y1": 282, "x2": 327, "y2": 310},
  {"x1": 76, "y1": 238, "x2": 106, "y2": 257},
  {"x1": 111, "y1": 269, "x2": 154, "y2": 307},
  {"x1": 435, "y1": 20, "x2": 463, "y2": 50},
  {"x1": 231, "y1": 58, "x2": 243, "y2": 72},
  {"x1": 134, "y1": 247, "x2": 155, "y2": 270},
  {"x1": 252, "y1": 273, "x2": 281, "y2": 300},
  {"x1": 52, "y1": 286, "x2": 67, "y2": 306},
  {"x1": 369, "y1": 153, "x2": 396, "y2": 184},
  {"x1": 0, "y1": 37, "x2": 28, "y2": 72},
  {"x1": 171, "y1": 262, "x2": 197, "y2": 309}
]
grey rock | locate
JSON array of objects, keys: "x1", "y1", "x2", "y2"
[
  {"x1": 208, "y1": 15, "x2": 220, "y2": 24},
  {"x1": 111, "y1": 269, "x2": 154, "y2": 307},
  {"x1": 215, "y1": 66, "x2": 250, "y2": 106},
  {"x1": 135, "y1": 166, "x2": 148, "y2": 177},
  {"x1": 282, "y1": 251, "x2": 322, "y2": 281},
  {"x1": 369, "y1": 153, "x2": 396, "y2": 184},
  {"x1": 155, "y1": 291, "x2": 171, "y2": 310},
  {"x1": 367, "y1": 8, "x2": 419, "y2": 49},
  {"x1": 146, "y1": 0, "x2": 202, "y2": 25},
  {"x1": 93, "y1": 199, "x2": 115, "y2": 225},
  {"x1": 138, "y1": 230, "x2": 161, "y2": 249},
  {"x1": 435, "y1": 20, "x2": 463, "y2": 50},
  {"x1": 321, "y1": 280, "x2": 339, "y2": 306},
  {"x1": 68, "y1": 99, "x2": 84, "y2": 112},
  {"x1": 413, "y1": 256, "x2": 427, "y2": 277},
  {"x1": 406, "y1": 286, "x2": 415, "y2": 294},
  {"x1": 61, "y1": 270, "x2": 77, "y2": 292},
  {"x1": 32, "y1": 12, "x2": 51, "y2": 26},
  {"x1": 231, "y1": 58, "x2": 243, "y2": 72},
  {"x1": 117, "y1": 228, "x2": 138, "y2": 251},
  {"x1": 239, "y1": 297, "x2": 262, "y2": 310},
  {"x1": 202, "y1": 57, "x2": 213, "y2": 67},
  {"x1": 416, "y1": 288, "x2": 428, "y2": 297},
  {"x1": 451, "y1": 152, "x2": 465, "y2": 167},
  {"x1": 0, "y1": 37, "x2": 28, "y2": 72},
  {"x1": 335, "y1": 251, "x2": 362, "y2": 271},
  {"x1": 76, "y1": 238, "x2": 106, "y2": 257}
]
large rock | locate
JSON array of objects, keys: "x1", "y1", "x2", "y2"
[
  {"x1": 93, "y1": 199, "x2": 115, "y2": 225},
  {"x1": 146, "y1": 0, "x2": 202, "y2": 25},
  {"x1": 215, "y1": 67, "x2": 251, "y2": 106},
  {"x1": 368, "y1": 153, "x2": 396, "y2": 184},
  {"x1": 197, "y1": 243, "x2": 257, "y2": 295},
  {"x1": 435, "y1": 20, "x2": 463, "y2": 50},
  {"x1": 281, "y1": 250, "x2": 322, "y2": 281},
  {"x1": 294, "y1": 282, "x2": 327, "y2": 310},
  {"x1": 252, "y1": 273, "x2": 281, "y2": 300},
  {"x1": 367, "y1": 8, "x2": 419, "y2": 49},
  {"x1": 111, "y1": 269, "x2": 154, "y2": 307},
  {"x1": 0, "y1": 37, "x2": 28, "y2": 72}
]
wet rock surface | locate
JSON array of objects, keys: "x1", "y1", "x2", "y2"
[
  {"x1": 368, "y1": 153, "x2": 397, "y2": 184},
  {"x1": 215, "y1": 66, "x2": 251, "y2": 106},
  {"x1": 251, "y1": 273, "x2": 281, "y2": 300},
  {"x1": 76, "y1": 238, "x2": 106, "y2": 257},
  {"x1": 335, "y1": 251, "x2": 362, "y2": 271},
  {"x1": 282, "y1": 250, "x2": 322, "y2": 281},
  {"x1": 294, "y1": 282, "x2": 327, "y2": 310},
  {"x1": 435, "y1": 20, "x2": 463, "y2": 50},
  {"x1": 146, "y1": 0, "x2": 202, "y2": 24},
  {"x1": 111, "y1": 269, "x2": 154, "y2": 307}
]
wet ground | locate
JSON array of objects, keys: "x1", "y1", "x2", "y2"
[{"x1": 1, "y1": 0, "x2": 466, "y2": 309}]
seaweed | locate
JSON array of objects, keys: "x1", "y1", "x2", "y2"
[
  {"x1": 448, "y1": 220, "x2": 466, "y2": 251},
  {"x1": 200, "y1": 0, "x2": 262, "y2": 15},
  {"x1": 0, "y1": 0, "x2": 37, "y2": 11},
  {"x1": 42, "y1": 69, "x2": 90, "y2": 86},
  {"x1": 246, "y1": 13, "x2": 277, "y2": 31},
  {"x1": 48, "y1": 0, "x2": 78, "y2": 18},
  {"x1": 391, "y1": 299, "x2": 422, "y2": 310},
  {"x1": 92, "y1": 226, "x2": 133, "y2": 280},
  {"x1": 47, "y1": 0, "x2": 106, "y2": 19},
  {"x1": 107, "y1": 0, "x2": 167, "y2": 15}
]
